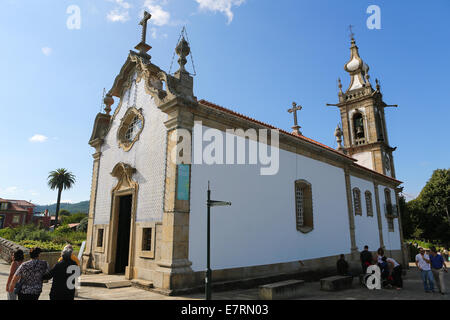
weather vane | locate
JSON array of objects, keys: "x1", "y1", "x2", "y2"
[{"x1": 349, "y1": 24, "x2": 355, "y2": 40}]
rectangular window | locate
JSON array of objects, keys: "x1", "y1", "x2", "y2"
[
  {"x1": 12, "y1": 215, "x2": 20, "y2": 224},
  {"x1": 295, "y1": 180, "x2": 313, "y2": 233},
  {"x1": 388, "y1": 218, "x2": 394, "y2": 232},
  {"x1": 353, "y1": 188, "x2": 362, "y2": 215},
  {"x1": 142, "y1": 228, "x2": 152, "y2": 251},
  {"x1": 365, "y1": 191, "x2": 373, "y2": 217},
  {"x1": 0, "y1": 203, "x2": 8, "y2": 211},
  {"x1": 295, "y1": 186, "x2": 304, "y2": 228},
  {"x1": 97, "y1": 229, "x2": 104, "y2": 248}
]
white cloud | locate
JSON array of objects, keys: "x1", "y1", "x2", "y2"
[
  {"x1": 4, "y1": 187, "x2": 18, "y2": 195},
  {"x1": 0, "y1": 186, "x2": 22, "y2": 196},
  {"x1": 107, "y1": 0, "x2": 131, "y2": 23},
  {"x1": 41, "y1": 47, "x2": 52, "y2": 56},
  {"x1": 29, "y1": 134, "x2": 48, "y2": 143},
  {"x1": 143, "y1": 0, "x2": 171, "y2": 26},
  {"x1": 196, "y1": 0, "x2": 245, "y2": 24}
]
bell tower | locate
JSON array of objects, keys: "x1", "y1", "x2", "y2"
[{"x1": 328, "y1": 36, "x2": 397, "y2": 178}]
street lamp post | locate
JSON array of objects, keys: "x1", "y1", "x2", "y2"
[{"x1": 205, "y1": 181, "x2": 231, "y2": 300}]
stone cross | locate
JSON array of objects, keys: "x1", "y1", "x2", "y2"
[
  {"x1": 288, "y1": 102, "x2": 302, "y2": 135},
  {"x1": 139, "y1": 11, "x2": 152, "y2": 44},
  {"x1": 135, "y1": 11, "x2": 152, "y2": 56}
]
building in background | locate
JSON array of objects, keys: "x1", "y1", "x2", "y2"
[{"x1": 0, "y1": 199, "x2": 51, "y2": 229}]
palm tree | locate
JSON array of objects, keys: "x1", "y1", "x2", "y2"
[{"x1": 48, "y1": 168, "x2": 76, "y2": 228}]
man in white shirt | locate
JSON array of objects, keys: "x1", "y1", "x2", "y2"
[
  {"x1": 415, "y1": 247, "x2": 435, "y2": 293},
  {"x1": 386, "y1": 257, "x2": 403, "y2": 289}
]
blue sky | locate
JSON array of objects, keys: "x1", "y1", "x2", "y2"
[{"x1": 0, "y1": 0, "x2": 449, "y2": 205}]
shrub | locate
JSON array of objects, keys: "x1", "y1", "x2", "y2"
[
  {"x1": 77, "y1": 217, "x2": 88, "y2": 232},
  {"x1": 0, "y1": 224, "x2": 86, "y2": 252}
]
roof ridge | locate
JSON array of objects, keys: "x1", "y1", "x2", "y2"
[{"x1": 198, "y1": 99, "x2": 402, "y2": 184}]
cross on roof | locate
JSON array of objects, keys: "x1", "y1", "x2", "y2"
[
  {"x1": 135, "y1": 11, "x2": 152, "y2": 56},
  {"x1": 287, "y1": 102, "x2": 302, "y2": 136}
]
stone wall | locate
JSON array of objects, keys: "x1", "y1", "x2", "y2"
[
  {"x1": 0, "y1": 237, "x2": 30, "y2": 264},
  {"x1": 0, "y1": 237, "x2": 78, "y2": 268}
]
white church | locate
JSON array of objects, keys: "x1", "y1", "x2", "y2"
[{"x1": 82, "y1": 12, "x2": 406, "y2": 294}]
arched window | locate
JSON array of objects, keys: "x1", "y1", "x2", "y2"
[
  {"x1": 384, "y1": 188, "x2": 395, "y2": 231},
  {"x1": 365, "y1": 191, "x2": 373, "y2": 217},
  {"x1": 295, "y1": 180, "x2": 313, "y2": 233},
  {"x1": 353, "y1": 188, "x2": 362, "y2": 215},
  {"x1": 353, "y1": 112, "x2": 366, "y2": 145}
]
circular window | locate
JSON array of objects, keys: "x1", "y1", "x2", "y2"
[
  {"x1": 124, "y1": 115, "x2": 143, "y2": 143},
  {"x1": 117, "y1": 107, "x2": 144, "y2": 151}
]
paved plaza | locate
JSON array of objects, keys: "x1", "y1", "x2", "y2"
[{"x1": 1, "y1": 259, "x2": 449, "y2": 300}]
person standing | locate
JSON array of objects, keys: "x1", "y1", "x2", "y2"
[
  {"x1": 8, "y1": 247, "x2": 49, "y2": 300},
  {"x1": 415, "y1": 247, "x2": 435, "y2": 293},
  {"x1": 386, "y1": 256, "x2": 403, "y2": 290},
  {"x1": 337, "y1": 254, "x2": 350, "y2": 276},
  {"x1": 375, "y1": 247, "x2": 385, "y2": 264},
  {"x1": 5, "y1": 250, "x2": 24, "y2": 300},
  {"x1": 360, "y1": 245, "x2": 373, "y2": 274},
  {"x1": 57, "y1": 244, "x2": 80, "y2": 266},
  {"x1": 43, "y1": 247, "x2": 79, "y2": 300},
  {"x1": 429, "y1": 247, "x2": 447, "y2": 295}
]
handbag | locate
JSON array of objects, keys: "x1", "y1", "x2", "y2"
[{"x1": 13, "y1": 279, "x2": 23, "y2": 295}]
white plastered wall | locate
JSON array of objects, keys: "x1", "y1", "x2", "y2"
[
  {"x1": 379, "y1": 185, "x2": 401, "y2": 251},
  {"x1": 189, "y1": 125, "x2": 351, "y2": 271},
  {"x1": 350, "y1": 175, "x2": 379, "y2": 250}
]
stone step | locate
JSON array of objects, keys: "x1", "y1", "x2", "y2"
[
  {"x1": 131, "y1": 279, "x2": 154, "y2": 291},
  {"x1": 85, "y1": 268, "x2": 102, "y2": 275},
  {"x1": 80, "y1": 274, "x2": 132, "y2": 289},
  {"x1": 259, "y1": 280, "x2": 305, "y2": 300}
]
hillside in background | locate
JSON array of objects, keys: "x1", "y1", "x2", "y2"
[{"x1": 35, "y1": 200, "x2": 89, "y2": 215}]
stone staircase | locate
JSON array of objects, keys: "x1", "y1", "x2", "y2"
[{"x1": 79, "y1": 272, "x2": 154, "y2": 291}]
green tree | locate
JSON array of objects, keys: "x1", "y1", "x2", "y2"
[
  {"x1": 405, "y1": 169, "x2": 450, "y2": 245},
  {"x1": 59, "y1": 209, "x2": 71, "y2": 217},
  {"x1": 77, "y1": 217, "x2": 88, "y2": 232},
  {"x1": 47, "y1": 169, "x2": 76, "y2": 228}
]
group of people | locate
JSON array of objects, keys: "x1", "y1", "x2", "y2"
[
  {"x1": 337, "y1": 244, "x2": 448, "y2": 294},
  {"x1": 5, "y1": 245, "x2": 80, "y2": 300},
  {"x1": 336, "y1": 245, "x2": 403, "y2": 289},
  {"x1": 415, "y1": 246, "x2": 447, "y2": 294},
  {"x1": 360, "y1": 246, "x2": 403, "y2": 290}
]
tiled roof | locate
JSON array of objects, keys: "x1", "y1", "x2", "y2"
[
  {"x1": 0, "y1": 199, "x2": 35, "y2": 212},
  {"x1": 198, "y1": 99, "x2": 402, "y2": 184}
]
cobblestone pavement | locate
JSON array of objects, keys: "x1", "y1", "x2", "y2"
[{"x1": 1, "y1": 259, "x2": 449, "y2": 300}]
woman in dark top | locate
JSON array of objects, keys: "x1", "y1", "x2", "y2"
[
  {"x1": 8, "y1": 247, "x2": 49, "y2": 300},
  {"x1": 43, "y1": 248, "x2": 78, "y2": 300}
]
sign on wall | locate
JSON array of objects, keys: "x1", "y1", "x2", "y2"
[{"x1": 177, "y1": 164, "x2": 190, "y2": 201}]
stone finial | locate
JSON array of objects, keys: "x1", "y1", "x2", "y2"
[
  {"x1": 334, "y1": 124, "x2": 344, "y2": 151},
  {"x1": 176, "y1": 37, "x2": 190, "y2": 74},
  {"x1": 104, "y1": 94, "x2": 114, "y2": 115},
  {"x1": 376, "y1": 78, "x2": 381, "y2": 91},
  {"x1": 338, "y1": 78, "x2": 343, "y2": 95}
]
